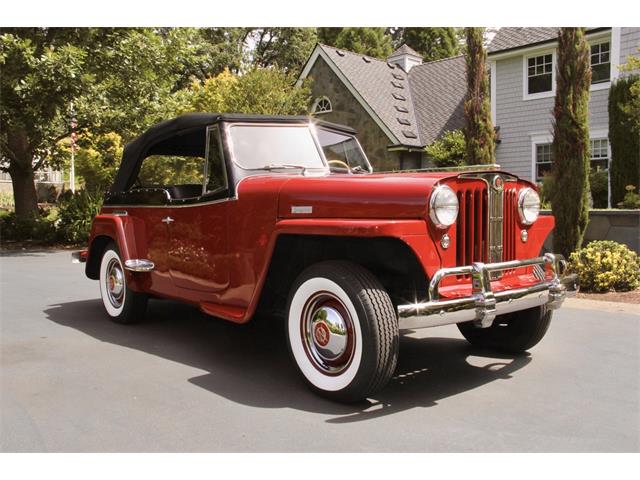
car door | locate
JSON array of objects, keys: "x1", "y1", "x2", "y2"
[{"x1": 167, "y1": 125, "x2": 230, "y2": 293}]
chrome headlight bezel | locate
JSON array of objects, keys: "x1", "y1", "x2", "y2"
[
  {"x1": 518, "y1": 187, "x2": 541, "y2": 225},
  {"x1": 429, "y1": 185, "x2": 459, "y2": 229}
]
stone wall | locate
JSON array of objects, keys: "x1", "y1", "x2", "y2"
[
  {"x1": 542, "y1": 210, "x2": 640, "y2": 254},
  {"x1": 307, "y1": 58, "x2": 422, "y2": 172}
]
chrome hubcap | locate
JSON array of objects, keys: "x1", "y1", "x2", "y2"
[
  {"x1": 301, "y1": 292, "x2": 354, "y2": 375},
  {"x1": 105, "y1": 258, "x2": 125, "y2": 308}
]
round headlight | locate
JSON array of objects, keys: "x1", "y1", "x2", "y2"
[
  {"x1": 429, "y1": 185, "x2": 459, "y2": 229},
  {"x1": 518, "y1": 188, "x2": 540, "y2": 225}
]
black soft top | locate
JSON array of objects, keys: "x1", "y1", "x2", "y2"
[{"x1": 110, "y1": 113, "x2": 356, "y2": 192}]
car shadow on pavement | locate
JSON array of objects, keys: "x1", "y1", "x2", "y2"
[{"x1": 44, "y1": 298, "x2": 531, "y2": 423}]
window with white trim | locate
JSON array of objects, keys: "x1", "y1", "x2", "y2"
[
  {"x1": 527, "y1": 54, "x2": 553, "y2": 95},
  {"x1": 311, "y1": 96, "x2": 332, "y2": 115},
  {"x1": 535, "y1": 143, "x2": 553, "y2": 180},
  {"x1": 590, "y1": 41, "x2": 610, "y2": 84},
  {"x1": 590, "y1": 138, "x2": 609, "y2": 170}
]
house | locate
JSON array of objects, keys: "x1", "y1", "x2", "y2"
[
  {"x1": 487, "y1": 27, "x2": 640, "y2": 187},
  {"x1": 298, "y1": 28, "x2": 639, "y2": 187},
  {"x1": 297, "y1": 43, "x2": 466, "y2": 171}
]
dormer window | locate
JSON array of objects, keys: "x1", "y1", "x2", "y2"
[{"x1": 311, "y1": 97, "x2": 332, "y2": 115}]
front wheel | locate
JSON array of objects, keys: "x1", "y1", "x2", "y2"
[
  {"x1": 286, "y1": 261, "x2": 399, "y2": 403},
  {"x1": 457, "y1": 305, "x2": 552, "y2": 353},
  {"x1": 99, "y1": 243, "x2": 148, "y2": 324}
]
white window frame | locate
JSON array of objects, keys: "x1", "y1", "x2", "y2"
[
  {"x1": 531, "y1": 133, "x2": 554, "y2": 181},
  {"x1": 523, "y1": 50, "x2": 556, "y2": 101},
  {"x1": 311, "y1": 96, "x2": 332, "y2": 115},
  {"x1": 521, "y1": 32, "x2": 615, "y2": 100},
  {"x1": 588, "y1": 33, "x2": 613, "y2": 92}
]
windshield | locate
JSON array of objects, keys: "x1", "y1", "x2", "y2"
[
  {"x1": 315, "y1": 128, "x2": 371, "y2": 173},
  {"x1": 228, "y1": 124, "x2": 326, "y2": 170}
]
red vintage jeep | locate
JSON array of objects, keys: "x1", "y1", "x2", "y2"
[{"x1": 75, "y1": 113, "x2": 577, "y2": 402}]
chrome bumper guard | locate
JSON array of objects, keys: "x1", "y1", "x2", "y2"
[{"x1": 397, "y1": 253, "x2": 578, "y2": 330}]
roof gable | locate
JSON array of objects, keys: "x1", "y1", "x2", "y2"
[{"x1": 298, "y1": 43, "x2": 467, "y2": 148}]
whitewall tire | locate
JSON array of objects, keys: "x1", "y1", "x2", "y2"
[
  {"x1": 99, "y1": 243, "x2": 147, "y2": 324},
  {"x1": 286, "y1": 261, "x2": 398, "y2": 402}
]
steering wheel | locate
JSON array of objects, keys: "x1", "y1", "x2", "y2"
[{"x1": 327, "y1": 159, "x2": 351, "y2": 171}]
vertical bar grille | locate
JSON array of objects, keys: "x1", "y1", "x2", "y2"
[
  {"x1": 503, "y1": 187, "x2": 518, "y2": 262},
  {"x1": 456, "y1": 184, "x2": 488, "y2": 266},
  {"x1": 454, "y1": 175, "x2": 518, "y2": 276}
]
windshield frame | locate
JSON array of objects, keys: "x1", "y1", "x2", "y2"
[
  {"x1": 224, "y1": 121, "x2": 330, "y2": 173},
  {"x1": 313, "y1": 125, "x2": 373, "y2": 174}
]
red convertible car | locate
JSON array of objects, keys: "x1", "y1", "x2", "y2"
[{"x1": 75, "y1": 113, "x2": 577, "y2": 402}]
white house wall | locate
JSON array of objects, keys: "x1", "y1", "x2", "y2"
[{"x1": 493, "y1": 28, "x2": 640, "y2": 181}]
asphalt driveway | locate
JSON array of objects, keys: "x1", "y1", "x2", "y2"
[{"x1": 1, "y1": 250, "x2": 638, "y2": 452}]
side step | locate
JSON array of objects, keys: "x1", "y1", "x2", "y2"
[{"x1": 124, "y1": 259, "x2": 155, "y2": 272}]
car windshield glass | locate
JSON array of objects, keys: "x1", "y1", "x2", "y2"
[
  {"x1": 228, "y1": 124, "x2": 326, "y2": 170},
  {"x1": 315, "y1": 128, "x2": 371, "y2": 173}
]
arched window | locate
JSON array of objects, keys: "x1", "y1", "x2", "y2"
[{"x1": 311, "y1": 96, "x2": 332, "y2": 115}]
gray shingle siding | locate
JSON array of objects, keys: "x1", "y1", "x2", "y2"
[
  {"x1": 493, "y1": 27, "x2": 640, "y2": 181},
  {"x1": 621, "y1": 28, "x2": 640, "y2": 67}
]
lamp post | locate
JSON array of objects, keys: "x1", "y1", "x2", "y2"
[{"x1": 69, "y1": 103, "x2": 77, "y2": 193}]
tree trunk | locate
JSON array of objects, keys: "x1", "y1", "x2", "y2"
[
  {"x1": 9, "y1": 163, "x2": 39, "y2": 221},
  {"x1": 6, "y1": 127, "x2": 40, "y2": 221}
]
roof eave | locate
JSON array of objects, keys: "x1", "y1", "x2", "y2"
[{"x1": 488, "y1": 27, "x2": 611, "y2": 58}]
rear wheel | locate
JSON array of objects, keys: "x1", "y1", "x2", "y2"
[
  {"x1": 286, "y1": 261, "x2": 398, "y2": 403},
  {"x1": 457, "y1": 306, "x2": 552, "y2": 353},
  {"x1": 99, "y1": 243, "x2": 148, "y2": 324}
]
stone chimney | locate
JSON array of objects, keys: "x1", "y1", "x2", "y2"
[{"x1": 387, "y1": 44, "x2": 423, "y2": 72}]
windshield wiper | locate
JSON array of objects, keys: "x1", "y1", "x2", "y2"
[{"x1": 246, "y1": 164, "x2": 310, "y2": 173}]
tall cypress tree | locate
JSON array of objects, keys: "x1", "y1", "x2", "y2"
[
  {"x1": 609, "y1": 75, "x2": 640, "y2": 206},
  {"x1": 550, "y1": 28, "x2": 591, "y2": 257},
  {"x1": 463, "y1": 27, "x2": 495, "y2": 165}
]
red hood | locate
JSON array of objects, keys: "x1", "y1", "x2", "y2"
[{"x1": 276, "y1": 171, "x2": 458, "y2": 219}]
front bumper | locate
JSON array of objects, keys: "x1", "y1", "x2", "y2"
[{"x1": 397, "y1": 253, "x2": 578, "y2": 330}]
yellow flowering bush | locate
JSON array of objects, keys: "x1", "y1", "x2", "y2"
[{"x1": 569, "y1": 241, "x2": 640, "y2": 293}]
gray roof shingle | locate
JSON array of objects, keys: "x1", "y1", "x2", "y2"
[
  {"x1": 319, "y1": 44, "x2": 423, "y2": 147},
  {"x1": 488, "y1": 27, "x2": 608, "y2": 54},
  {"x1": 389, "y1": 44, "x2": 423, "y2": 59},
  {"x1": 408, "y1": 55, "x2": 466, "y2": 145}
]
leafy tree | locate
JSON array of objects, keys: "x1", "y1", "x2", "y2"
[
  {"x1": 619, "y1": 50, "x2": 640, "y2": 132},
  {"x1": 463, "y1": 27, "x2": 495, "y2": 165},
  {"x1": 0, "y1": 28, "x2": 200, "y2": 219},
  {"x1": 74, "y1": 132, "x2": 124, "y2": 193},
  {"x1": 1, "y1": 29, "x2": 87, "y2": 220},
  {"x1": 609, "y1": 75, "x2": 640, "y2": 206},
  {"x1": 424, "y1": 130, "x2": 466, "y2": 167},
  {"x1": 550, "y1": 28, "x2": 591, "y2": 257},
  {"x1": 249, "y1": 28, "x2": 317, "y2": 74},
  {"x1": 175, "y1": 68, "x2": 312, "y2": 116},
  {"x1": 331, "y1": 28, "x2": 393, "y2": 59},
  {"x1": 391, "y1": 27, "x2": 461, "y2": 62},
  {"x1": 317, "y1": 28, "x2": 343, "y2": 47}
]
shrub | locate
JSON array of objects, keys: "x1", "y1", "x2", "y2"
[
  {"x1": 56, "y1": 189, "x2": 103, "y2": 243},
  {"x1": 617, "y1": 185, "x2": 640, "y2": 209},
  {"x1": 0, "y1": 210, "x2": 58, "y2": 244},
  {"x1": 538, "y1": 173, "x2": 554, "y2": 209},
  {"x1": 424, "y1": 130, "x2": 466, "y2": 167},
  {"x1": 569, "y1": 240, "x2": 640, "y2": 293},
  {"x1": 589, "y1": 168, "x2": 609, "y2": 208}
]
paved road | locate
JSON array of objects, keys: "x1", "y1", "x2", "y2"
[{"x1": 1, "y1": 250, "x2": 638, "y2": 452}]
